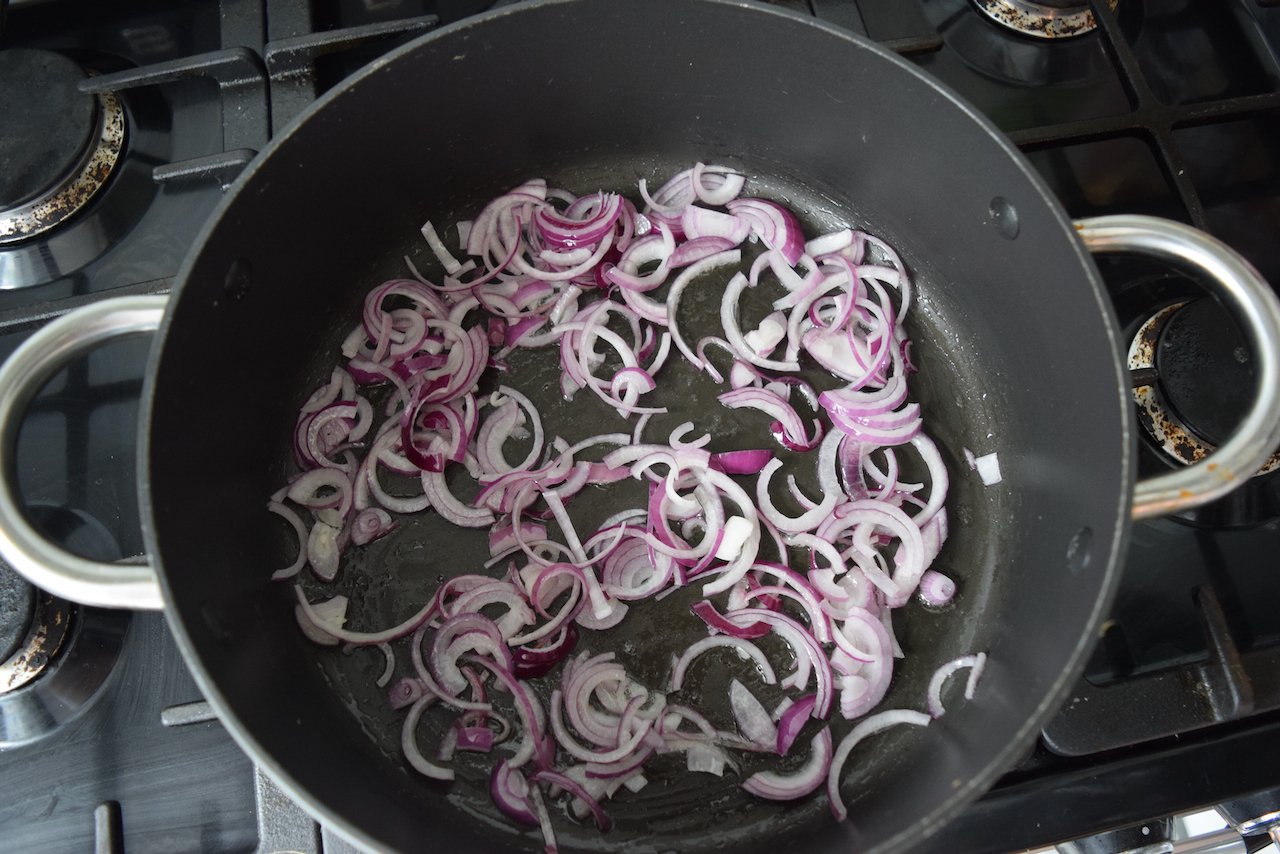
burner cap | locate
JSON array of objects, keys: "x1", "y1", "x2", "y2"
[
  {"x1": 0, "y1": 49, "x2": 125, "y2": 244},
  {"x1": 0, "y1": 49, "x2": 98, "y2": 209},
  {"x1": 0, "y1": 563, "x2": 35, "y2": 666},
  {"x1": 1156, "y1": 298, "x2": 1253, "y2": 448},
  {"x1": 1128, "y1": 300, "x2": 1279, "y2": 481},
  {"x1": 973, "y1": 0, "x2": 1118, "y2": 39}
]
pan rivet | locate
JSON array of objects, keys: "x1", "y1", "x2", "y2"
[
  {"x1": 224, "y1": 258, "x2": 253, "y2": 302},
  {"x1": 989, "y1": 197, "x2": 1019, "y2": 240},
  {"x1": 1066, "y1": 527, "x2": 1092, "y2": 574}
]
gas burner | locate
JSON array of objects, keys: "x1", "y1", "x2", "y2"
[
  {"x1": 0, "y1": 577, "x2": 72, "y2": 695},
  {"x1": 922, "y1": 0, "x2": 1128, "y2": 90},
  {"x1": 1128, "y1": 299, "x2": 1280, "y2": 477},
  {"x1": 0, "y1": 49, "x2": 126, "y2": 245},
  {"x1": 0, "y1": 592, "x2": 128, "y2": 746},
  {"x1": 0, "y1": 517, "x2": 129, "y2": 747},
  {"x1": 972, "y1": 0, "x2": 1119, "y2": 39}
]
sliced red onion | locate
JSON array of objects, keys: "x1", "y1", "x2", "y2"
[
  {"x1": 828, "y1": 710, "x2": 930, "y2": 821},
  {"x1": 530, "y1": 768, "x2": 613, "y2": 831},
  {"x1": 925, "y1": 652, "x2": 986, "y2": 718},
  {"x1": 776, "y1": 694, "x2": 819, "y2": 755},
  {"x1": 665, "y1": 249, "x2": 742, "y2": 370},
  {"x1": 681, "y1": 205, "x2": 750, "y2": 244},
  {"x1": 465, "y1": 654, "x2": 554, "y2": 770},
  {"x1": 512, "y1": 625, "x2": 579, "y2": 680},
  {"x1": 718, "y1": 387, "x2": 822, "y2": 452},
  {"x1": 389, "y1": 676, "x2": 426, "y2": 710},
  {"x1": 275, "y1": 167, "x2": 968, "y2": 837},
  {"x1": 918, "y1": 570, "x2": 956, "y2": 606},
  {"x1": 451, "y1": 723, "x2": 495, "y2": 754},
  {"x1": 691, "y1": 162, "x2": 746, "y2": 206},
  {"x1": 550, "y1": 689, "x2": 652, "y2": 764},
  {"x1": 805, "y1": 229, "x2": 856, "y2": 258},
  {"x1": 422, "y1": 469, "x2": 495, "y2": 528},
  {"x1": 374, "y1": 642, "x2": 396, "y2": 688},
  {"x1": 575, "y1": 597, "x2": 629, "y2": 630},
  {"x1": 668, "y1": 235, "x2": 737, "y2": 268},
  {"x1": 526, "y1": 781, "x2": 558, "y2": 854},
  {"x1": 294, "y1": 586, "x2": 436, "y2": 646},
  {"x1": 690, "y1": 599, "x2": 769, "y2": 639},
  {"x1": 743, "y1": 726, "x2": 832, "y2": 800},
  {"x1": 268, "y1": 501, "x2": 308, "y2": 581},
  {"x1": 350, "y1": 507, "x2": 396, "y2": 547},
  {"x1": 300, "y1": 368, "x2": 347, "y2": 415},
  {"x1": 491, "y1": 760, "x2": 539, "y2": 826},
  {"x1": 754, "y1": 459, "x2": 836, "y2": 534},
  {"x1": 431, "y1": 613, "x2": 511, "y2": 696},
  {"x1": 708, "y1": 449, "x2": 773, "y2": 475},
  {"x1": 669, "y1": 635, "x2": 777, "y2": 691},
  {"x1": 402, "y1": 694, "x2": 453, "y2": 781},
  {"x1": 726, "y1": 608, "x2": 831, "y2": 717},
  {"x1": 295, "y1": 595, "x2": 347, "y2": 646},
  {"x1": 562, "y1": 653, "x2": 628, "y2": 748},
  {"x1": 726, "y1": 198, "x2": 805, "y2": 266},
  {"x1": 721, "y1": 273, "x2": 800, "y2": 372},
  {"x1": 287, "y1": 468, "x2": 353, "y2": 520}
]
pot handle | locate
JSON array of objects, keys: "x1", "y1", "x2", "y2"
[
  {"x1": 1074, "y1": 215, "x2": 1280, "y2": 520},
  {"x1": 0, "y1": 295, "x2": 168, "y2": 609}
]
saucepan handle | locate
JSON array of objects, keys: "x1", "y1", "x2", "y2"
[
  {"x1": 1075, "y1": 215, "x2": 1280, "y2": 520},
  {"x1": 0, "y1": 295, "x2": 169, "y2": 609}
]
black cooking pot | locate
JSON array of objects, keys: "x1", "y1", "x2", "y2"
[{"x1": 2, "y1": 2, "x2": 1279, "y2": 853}]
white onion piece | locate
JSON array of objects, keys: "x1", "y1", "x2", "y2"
[
  {"x1": 926, "y1": 652, "x2": 987, "y2": 718},
  {"x1": 721, "y1": 273, "x2": 801, "y2": 372},
  {"x1": 375, "y1": 642, "x2": 396, "y2": 688},
  {"x1": 827, "y1": 709, "x2": 930, "y2": 821},
  {"x1": 402, "y1": 693, "x2": 453, "y2": 780},
  {"x1": 685, "y1": 743, "x2": 729, "y2": 776},
  {"x1": 421, "y1": 470, "x2": 494, "y2": 528},
  {"x1": 755, "y1": 459, "x2": 837, "y2": 534},
  {"x1": 729, "y1": 679, "x2": 778, "y2": 749},
  {"x1": 666, "y1": 249, "x2": 742, "y2": 369},
  {"x1": 307, "y1": 521, "x2": 341, "y2": 582},
  {"x1": 550, "y1": 689, "x2": 652, "y2": 763},
  {"x1": 268, "y1": 501, "x2": 308, "y2": 580},
  {"x1": 975, "y1": 452, "x2": 1002, "y2": 485},
  {"x1": 294, "y1": 595, "x2": 347, "y2": 646}
]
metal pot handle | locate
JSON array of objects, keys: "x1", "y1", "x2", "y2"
[
  {"x1": 1075, "y1": 215, "x2": 1280, "y2": 520},
  {"x1": 0, "y1": 295, "x2": 168, "y2": 610}
]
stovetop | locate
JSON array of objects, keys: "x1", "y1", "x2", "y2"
[{"x1": 2, "y1": 1, "x2": 1280, "y2": 853}]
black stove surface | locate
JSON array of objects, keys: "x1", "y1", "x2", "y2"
[
  {"x1": 0, "y1": 610, "x2": 256, "y2": 854},
  {"x1": 1, "y1": 1, "x2": 1280, "y2": 853}
]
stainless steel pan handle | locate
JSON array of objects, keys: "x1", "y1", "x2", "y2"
[
  {"x1": 1076, "y1": 215, "x2": 1280, "y2": 520},
  {"x1": 0, "y1": 295, "x2": 168, "y2": 609}
]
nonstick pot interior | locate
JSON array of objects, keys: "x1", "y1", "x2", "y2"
[{"x1": 142, "y1": 2, "x2": 1131, "y2": 853}]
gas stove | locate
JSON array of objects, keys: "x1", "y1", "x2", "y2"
[{"x1": 2, "y1": 1, "x2": 1280, "y2": 853}]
